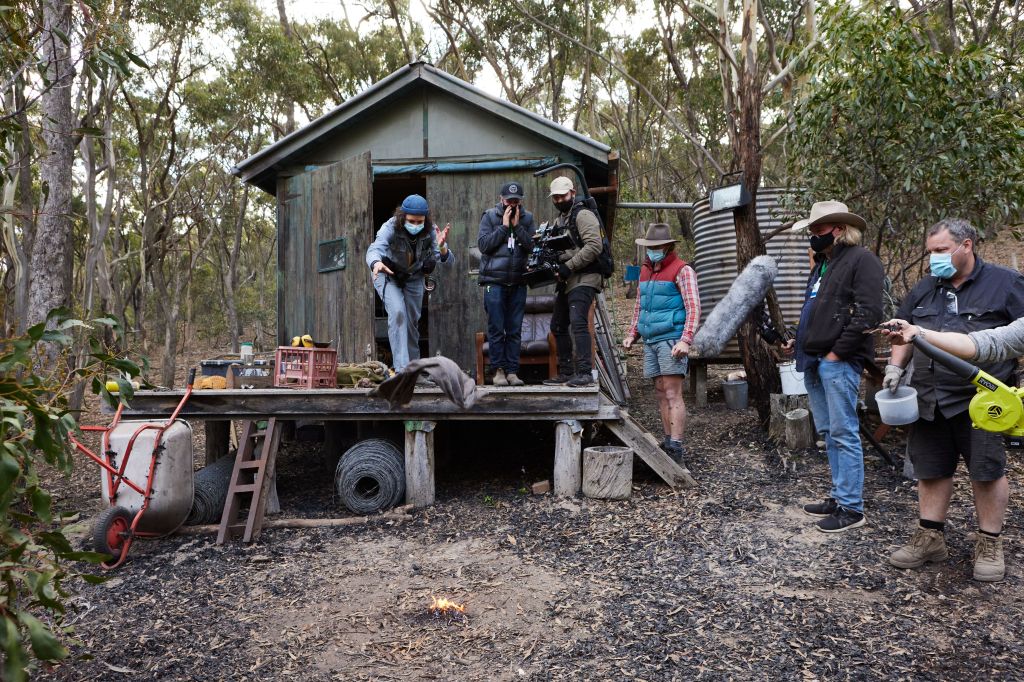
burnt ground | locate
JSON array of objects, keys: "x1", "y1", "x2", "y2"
[{"x1": 38, "y1": 304, "x2": 1024, "y2": 681}]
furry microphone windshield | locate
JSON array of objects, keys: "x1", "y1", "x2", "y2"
[{"x1": 689, "y1": 255, "x2": 779, "y2": 359}]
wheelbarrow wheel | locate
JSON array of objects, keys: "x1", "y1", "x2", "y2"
[{"x1": 93, "y1": 506, "x2": 132, "y2": 561}]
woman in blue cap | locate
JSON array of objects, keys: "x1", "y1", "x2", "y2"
[{"x1": 366, "y1": 194, "x2": 453, "y2": 372}]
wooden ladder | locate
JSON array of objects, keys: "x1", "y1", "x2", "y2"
[{"x1": 216, "y1": 419, "x2": 282, "y2": 544}]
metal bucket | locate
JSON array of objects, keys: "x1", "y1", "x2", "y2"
[{"x1": 722, "y1": 379, "x2": 749, "y2": 410}]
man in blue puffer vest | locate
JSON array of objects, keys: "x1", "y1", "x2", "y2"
[{"x1": 623, "y1": 223, "x2": 701, "y2": 464}]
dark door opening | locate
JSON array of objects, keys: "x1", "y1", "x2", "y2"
[{"x1": 371, "y1": 174, "x2": 429, "y2": 368}]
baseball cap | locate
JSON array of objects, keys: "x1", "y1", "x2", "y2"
[
  {"x1": 549, "y1": 176, "x2": 574, "y2": 196},
  {"x1": 500, "y1": 182, "x2": 524, "y2": 199}
]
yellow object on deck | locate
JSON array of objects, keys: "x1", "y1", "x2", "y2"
[{"x1": 195, "y1": 375, "x2": 228, "y2": 390}]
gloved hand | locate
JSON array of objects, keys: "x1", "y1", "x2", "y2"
[
  {"x1": 882, "y1": 364, "x2": 905, "y2": 392},
  {"x1": 557, "y1": 263, "x2": 572, "y2": 280}
]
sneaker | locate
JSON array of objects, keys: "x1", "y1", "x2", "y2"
[
  {"x1": 816, "y1": 507, "x2": 866, "y2": 533},
  {"x1": 889, "y1": 525, "x2": 948, "y2": 569},
  {"x1": 566, "y1": 372, "x2": 595, "y2": 387},
  {"x1": 803, "y1": 497, "x2": 839, "y2": 518},
  {"x1": 506, "y1": 372, "x2": 525, "y2": 387},
  {"x1": 493, "y1": 368, "x2": 509, "y2": 387},
  {"x1": 973, "y1": 533, "x2": 1005, "y2": 582},
  {"x1": 664, "y1": 441, "x2": 687, "y2": 466},
  {"x1": 542, "y1": 373, "x2": 573, "y2": 386}
]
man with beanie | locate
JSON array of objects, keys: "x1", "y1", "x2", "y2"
[
  {"x1": 366, "y1": 194, "x2": 453, "y2": 374},
  {"x1": 477, "y1": 181, "x2": 536, "y2": 386},
  {"x1": 542, "y1": 176, "x2": 605, "y2": 388}
]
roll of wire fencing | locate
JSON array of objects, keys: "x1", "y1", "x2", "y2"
[
  {"x1": 335, "y1": 438, "x2": 406, "y2": 514},
  {"x1": 186, "y1": 454, "x2": 236, "y2": 525}
]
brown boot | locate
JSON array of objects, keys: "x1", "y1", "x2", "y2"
[
  {"x1": 889, "y1": 524, "x2": 948, "y2": 569},
  {"x1": 973, "y1": 533, "x2": 1005, "y2": 582},
  {"x1": 492, "y1": 368, "x2": 509, "y2": 387},
  {"x1": 506, "y1": 372, "x2": 525, "y2": 386}
]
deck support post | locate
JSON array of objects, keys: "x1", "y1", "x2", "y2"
[
  {"x1": 404, "y1": 420, "x2": 436, "y2": 508},
  {"x1": 553, "y1": 419, "x2": 583, "y2": 497},
  {"x1": 205, "y1": 420, "x2": 231, "y2": 465}
]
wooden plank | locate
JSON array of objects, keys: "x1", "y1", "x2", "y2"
[
  {"x1": 604, "y1": 410, "x2": 697, "y2": 489},
  {"x1": 553, "y1": 420, "x2": 582, "y2": 497},
  {"x1": 204, "y1": 420, "x2": 230, "y2": 465},
  {"x1": 119, "y1": 386, "x2": 613, "y2": 421},
  {"x1": 404, "y1": 420, "x2": 436, "y2": 507}
]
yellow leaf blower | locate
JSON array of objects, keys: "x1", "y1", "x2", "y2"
[{"x1": 912, "y1": 335, "x2": 1024, "y2": 437}]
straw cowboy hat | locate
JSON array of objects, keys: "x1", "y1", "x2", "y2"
[
  {"x1": 793, "y1": 200, "x2": 867, "y2": 231},
  {"x1": 635, "y1": 223, "x2": 679, "y2": 246}
]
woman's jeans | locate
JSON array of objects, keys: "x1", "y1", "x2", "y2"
[{"x1": 803, "y1": 359, "x2": 865, "y2": 513}]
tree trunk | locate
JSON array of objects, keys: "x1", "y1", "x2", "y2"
[{"x1": 27, "y1": 0, "x2": 75, "y2": 334}]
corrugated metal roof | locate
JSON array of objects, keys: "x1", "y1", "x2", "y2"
[{"x1": 232, "y1": 62, "x2": 611, "y2": 194}]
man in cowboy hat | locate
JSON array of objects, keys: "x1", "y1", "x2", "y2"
[
  {"x1": 883, "y1": 218, "x2": 1024, "y2": 581},
  {"x1": 623, "y1": 223, "x2": 701, "y2": 464},
  {"x1": 784, "y1": 200, "x2": 884, "y2": 532}
]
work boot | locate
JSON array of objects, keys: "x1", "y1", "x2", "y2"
[
  {"x1": 803, "y1": 497, "x2": 839, "y2": 518},
  {"x1": 664, "y1": 439, "x2": 686, "y2": 466},
  {"x1": 889, "y1": 524, "x2": 948, "y2": 569},
  {"x1": 506, "y1": 372, "x2": 525, "y2": 386},
  {"x1": 543, "y1": 372, "x2": 573, "y2": 386},
  {"x1": 567, "y1": 372, "x2": 595, "y2": 387},
  {"x1": 493, "y1": 368, "x2": 509, "y2": 387},
  {"x1": 973, "y1": 533, "x2": 1005, "y2": 582}
]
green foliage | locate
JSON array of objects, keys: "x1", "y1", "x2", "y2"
[
  {"x1": 788, "y1": 3, "x2": 1024, "y2": 289},
  {"x1": 0, "y1": 310, "x2": 141, "y2": 679}
]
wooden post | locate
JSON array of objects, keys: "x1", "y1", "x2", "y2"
[
  {"x1": 204, "y1": 420, "x2": 231, "y2": 465},
  {"x1": 769, "y1": 393, "x2": 813, "y2": 442},
  {"x1": 783, "y1": 408, "x2": 815, "y2": 450},
  {"x1": 582, "y1": 446, "x2": 633, "y2": 499},
  {"x1": 404, "y1": 420, "x2": 436, "y2": 508},
  {"x1": 553, "y1": 419, "x2": 583, "y2": 497},
  {"x1": 687, "y1": 361, "x2": 708, "y2": 408}
]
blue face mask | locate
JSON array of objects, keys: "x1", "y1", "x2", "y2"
[
  {"x1": 646, "y1": 249, "x2": 666, "y2": 263},
  {"x1": 404, "y1": 220, "x2": 425, "y2": 235},
  {"x1": 929, "y1": 243, "x2": 963, "y2": 279}
]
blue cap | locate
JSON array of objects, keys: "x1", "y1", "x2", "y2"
[{"x1": 401, "y1": 194, "x2": 429, "y2": 216}]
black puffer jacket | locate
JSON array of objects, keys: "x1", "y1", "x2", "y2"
[
  {"x1": 477, "y1": 204, "x2": 535, "y2": 286},
  {"x1": 799, "y1": 243, "x2": 884, "y2": 366}
]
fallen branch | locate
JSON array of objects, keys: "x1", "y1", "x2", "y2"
[{"x1": 177, "y1": 507, "x2": 414, "y2": 535}]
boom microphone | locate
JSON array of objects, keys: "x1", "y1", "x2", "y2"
[{"x1": 689, "y1": 255, "x2": 779, "y2": 359}]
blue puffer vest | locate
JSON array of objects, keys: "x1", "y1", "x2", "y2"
[{"x1": 638, "y1": 252, "x2": 687, "y2": 343}]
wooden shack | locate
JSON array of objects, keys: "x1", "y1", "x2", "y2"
[{"x1": 231, "y1": 62, "x2": 619, "y2": 374}]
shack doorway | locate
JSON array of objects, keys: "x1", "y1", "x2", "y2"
[{"x1": 371, "y1": 174, "x2": 429, "y2": 367}]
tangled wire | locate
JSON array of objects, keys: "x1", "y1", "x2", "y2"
[{"x1": 335, "y1": 438, "x2": 406, "y2": 514}]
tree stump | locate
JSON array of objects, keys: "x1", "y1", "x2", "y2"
[
  {"x1": 783, "y1": 408, "x2": 815, "y2": 450},
  {"x1": 769, "y1": 393, "x2": 814, "y2": 442},
  {"x1": 582, "y1": 446, "x2": 633, "y2": 500}
]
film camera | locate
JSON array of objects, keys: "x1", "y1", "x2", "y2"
[{"x1": 523, "y1": 221, "x2": 576, "y2": 287}]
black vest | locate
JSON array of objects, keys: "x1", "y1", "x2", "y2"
[{"x1": 385, "y1": 227, "x2": 436, "y2": 284}]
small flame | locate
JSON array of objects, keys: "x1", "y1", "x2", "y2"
[{"x1": 429, "y1": 596, "x2": 466, "y2": 614}]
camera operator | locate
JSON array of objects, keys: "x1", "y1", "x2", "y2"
[
  {"x1": 542, "y1": 176, "x2": 604, "y2": 387},
  {"x1": 478, "y1": 182, "x2": 536, "y2": 387},
  {"x1": 366, "y1": 194, "x2": 453, "y2": 374}
]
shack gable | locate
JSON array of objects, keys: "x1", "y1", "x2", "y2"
[{"x1": 232, "y1": 62, "x2": 611, "y2": 194}]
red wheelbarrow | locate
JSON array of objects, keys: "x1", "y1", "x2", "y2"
[{"x1": 69, "y1": 369, "x2": 197, "y2": 569}]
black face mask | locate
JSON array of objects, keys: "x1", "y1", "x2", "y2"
[
  {"x1": 554, "y1": 199, "x2": 574, "y2": 214},
  {"x1": 809, "y1": 232, "x2": 835, "y2": 253}
]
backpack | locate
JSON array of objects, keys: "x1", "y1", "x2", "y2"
[{"x1": 567, "y1": 198, "x2": 614, "y2": 278}]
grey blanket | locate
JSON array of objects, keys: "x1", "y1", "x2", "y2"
[{"x1": 370, "y1": 356, "x2": 479, "y2": 409}]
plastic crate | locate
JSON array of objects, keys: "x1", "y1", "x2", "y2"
[{"x1": 274, "y1": 347, "x2": 338, "y2": 389}]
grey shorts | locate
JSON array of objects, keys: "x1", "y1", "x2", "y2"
[
  {"x1": 643, "y1": 340, "x2": 689, "y2": 379},
  {"x1": 907, "y1": 409, "x2": 1006, "y2": 481}
]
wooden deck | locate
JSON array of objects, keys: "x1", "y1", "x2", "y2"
[{"x1": 116, "y1": 385, "x2": 617, "y2": 421}]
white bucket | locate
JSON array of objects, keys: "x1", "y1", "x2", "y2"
[
  {"x1": 778, "y1": 362, "x2": 806, "y2": 395},
  {"x1": 875, "y1": 386, "x2": 919, "y2": 425}
]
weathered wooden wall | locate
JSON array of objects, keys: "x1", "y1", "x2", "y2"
[
  {"x1": 426, "y1": 169, "x2": 573, "y2": 373},
  {"x1": 278, "y1": 152, "x2": 374, "y2": 363}
]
